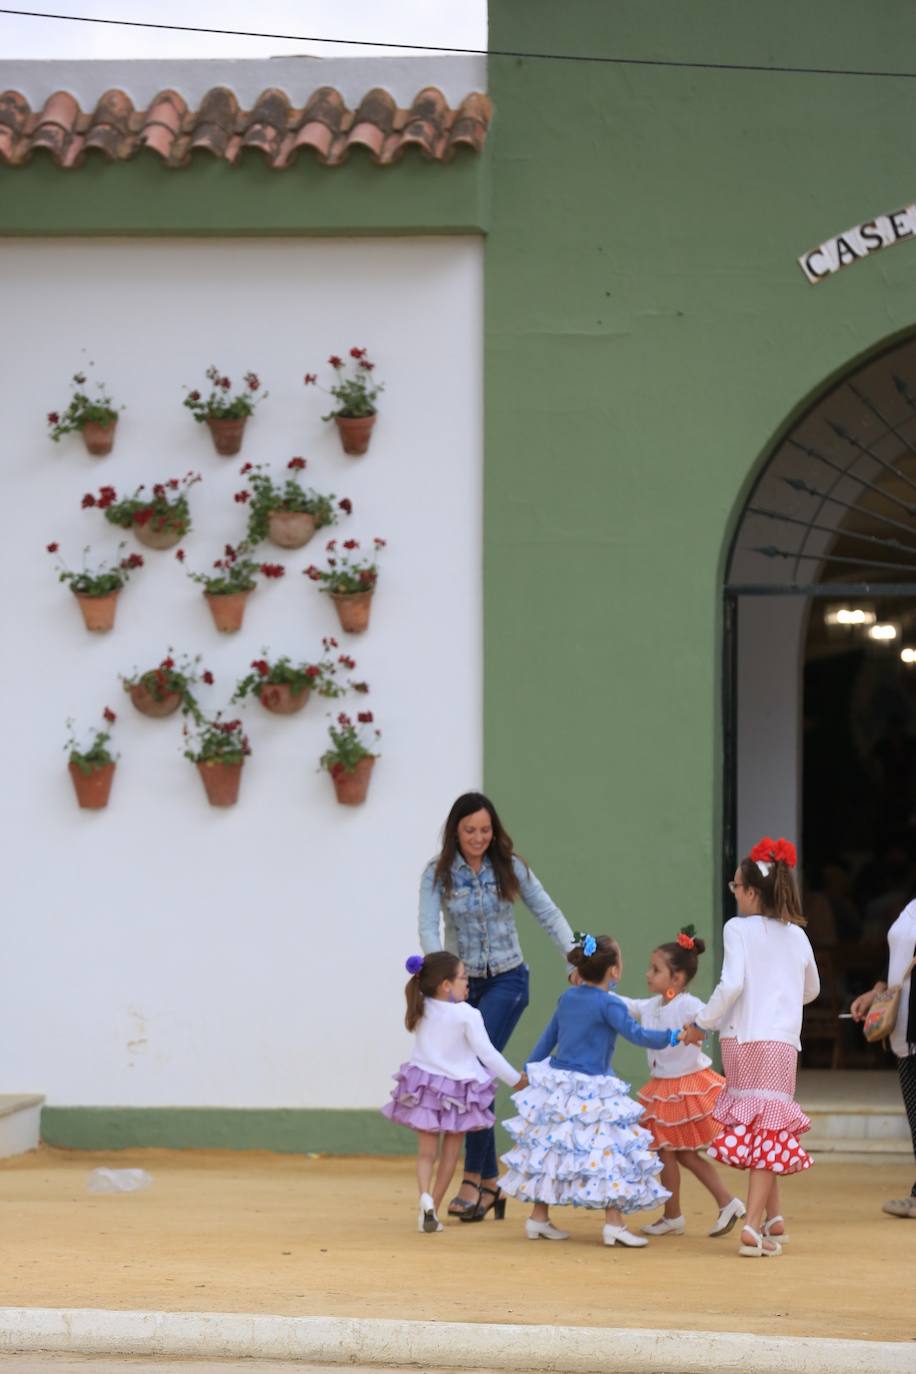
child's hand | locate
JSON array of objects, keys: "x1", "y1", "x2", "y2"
[
  {"x1": 681, "y1": 1023, "x2": 705, "y2": 1046},
  {"x1": 514, "y1": 1072, "x2": 529, "y2": 1091}
]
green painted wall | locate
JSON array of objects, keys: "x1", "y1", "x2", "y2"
[
  {"x1": 485, "y1": 0, "x2": 916, "y2": 1086},
  {"x1": 0, "y1": 151, "x2": 487, "y2": 236},
  {"x1": 42, "y1": 1107, "x2": 412, "y2": 1154}
]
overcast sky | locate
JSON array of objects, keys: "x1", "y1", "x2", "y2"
[{"x1": 0, "y1": 1, "x2": 487, "y2": 60}]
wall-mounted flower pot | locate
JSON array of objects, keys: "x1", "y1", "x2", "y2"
[
  {"x1": 258, "y1": 682, "x2": 310, "y2": 715},
  {"x1": 331, "y1": 590, "x2": 373, "y2": 634},
  {"x1": 133, "y1": 520, "x2": 184, "y2": 551},
  {"x1": 196, "y1": 760, "x2": 243, "y2": 806},
  {"x1": 81, "y1": 419, "x2": 117, "y2": 456},
  {"x1": 129, "y1": 682, "x2": 182, "y2": 717},
  {"x1": 73, "y1": 589, "x2": 119, "y2": 633},
  {"x1": 330, "y1": 756, "x2": 374, "y2": 806},
  {"x1": 204, "y1": 590, "x2": 249, "y2": 633},
  {"x1": 335, "y1": 414, "x2": 376, "y2": 456},
  {"x1": 69, "y1": 761, "x2": 115, "y2": 809},
  {"x1": 267, "y1": 509, "x2": 316, "y2": 549},
  {"x1": 206, "y1": 416, "x2": 246, "y2": 456}
]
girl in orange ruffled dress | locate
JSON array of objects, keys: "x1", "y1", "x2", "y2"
[{"x1": 618, "y1": 926, "x2": 746, "y2": 1239}]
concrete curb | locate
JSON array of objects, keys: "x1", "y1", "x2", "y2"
[{"x1": 0, "y1": 1309, "x2": 913, "y2": 1373}]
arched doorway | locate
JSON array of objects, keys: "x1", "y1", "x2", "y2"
[{"x1": 724, "y1": 332, "x2": 916, "y2": 1072}]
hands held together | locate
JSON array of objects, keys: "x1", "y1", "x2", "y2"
[{"x1": 679, "y1": 1023, "x2": 706, "y2": 1046}]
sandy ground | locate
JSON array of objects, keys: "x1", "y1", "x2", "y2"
[{"x1": 0, "y1": 1149, "x2": 912, "y2": 1343}]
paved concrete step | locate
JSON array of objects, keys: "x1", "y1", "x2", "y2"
[
  {"x1": 806, "y1": 1109, "x2": 910, "y2": 1141},
  {"x1": 0, "y1": 1093, "x2": 44, "y2": 1158},
  {"x1": 808, "y1": 1134, "x2": 913, "y2": 1164}
]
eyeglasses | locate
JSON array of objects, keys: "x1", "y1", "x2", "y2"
[{"x1": 728, "y1": 880, "x2": 747, "y2": 894}]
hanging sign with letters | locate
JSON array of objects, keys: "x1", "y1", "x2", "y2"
[{"x1": 799, "y1": 204, "x2": 916, "y2": 283}]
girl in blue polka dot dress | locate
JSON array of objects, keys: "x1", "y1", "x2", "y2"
[{"x1": 500, "y1": 933, "x2": 684, "y2": 1247}]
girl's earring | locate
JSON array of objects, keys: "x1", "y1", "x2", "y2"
[{"x1": 664, "y1": 986, "x2": 677, "y2": 1002}]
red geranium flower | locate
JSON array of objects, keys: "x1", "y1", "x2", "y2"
[
  {"x1": 303, "y1": 373, "x2": 318, "y2": 386},
  {"x1": 338, "y1": 654, "x2": 356, "y2": 670},
  {"x1": 328, "y1": 355, "x2": 343, "y2": 368},
  {"x1": 240, "y1": 461, "x2": 253, "y2": 475},
  {"x1": 337, "y1": 712, "x2": 352, "y2": 727},
  {"x1": 133, "y1": 507, "x2": 154, "y2": 525},
  {"x1": 304, "y1": 565, "x2": 321, "y2": 581},
  {"x1": 234, "y1": 491, "x2": 250, "y2": 504},
  {"x1": 357, "y1": 711, "x2": 374, "y2": 724},
  {"x1": 359, "y1": 360, "x2": 375, "y2": 372},
  {"x1": 351, "y1": 680, "x2": 369, "y2": 694},
  {"x1": 46, "y1": 542, "x2": 59, "y2": 553},
  {"x1": 338, "y1": 498, "x2": 352, "y2": 515},
  {"x1": 288, "y1": 457, "x2": 306, "y2": 471},
  {"x1": 103, "y1": 707, "x2": 116, "y2": 724},
  {"x1": 201, "y1": 670, "x2": 214, "y2": 685},
  {"x1": 350, "y1": 347, "x2": 366, "y2": 359},
  {"x1": 305, "y1": 665, "x2": 320, "y2": 678},
  {"x1": 162, "y1": 656, "x2": 175, "y2": 671},
  {"x1": 81, "y1": 493, "x2": 96, "y2": 509},
  {"x1": 342, "y1": 539, "x2": 359, "y2": 551},
  {"x1": 175, "y1": 549, "x2": 186, "y2": 562},
  {"x1": 252, "y1": 659, "x2": 270, "y2": 677},
  {"x1": 47, "y1": 411, "x2": 60, "y2": 425},
  {"x1": 259, "y1": 563, "x2": 285, "y2": 579}
]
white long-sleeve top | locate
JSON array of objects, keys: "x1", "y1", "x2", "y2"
[
  {"x1": 407, "y1": 999, "x2": 521, "y2": 1086},
  {"x1": 888, "y1": 901, "x2": 916, "y2": 1058},
  {"x1": 617, "y1": 991, "x2": 713, "y2": 1078},
  {"x1": 695, "y1": 914, "x2": 820, "y2": 1049}
]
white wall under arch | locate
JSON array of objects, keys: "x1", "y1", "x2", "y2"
[{"x1": 0, "y1": 235, "x2": 483, "y2": 1109}]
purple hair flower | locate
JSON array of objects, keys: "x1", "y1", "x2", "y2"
[{"x1": 405, "y1": 955, "x2": 424, "y2": 975}]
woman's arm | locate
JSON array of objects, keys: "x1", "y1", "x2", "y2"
[
  {"x1": 463, "y1": 1008, "x2": 523, "y2": 1086},
  {"x1": 527, "y1": 1009, "x2": 560, "y2": 1064},
  {"x1": 418, "y1": 863, "x2": 444, "y2": 955},
  {"x1": 605, "y1": 996, "x2": 672, "y2": 1049},
  {"x1": 695, "y1": 921, "x2": 745, "y2": 1030},
  {"x1": 515, "y1": 860, "x2": 575, "y2": 954},
  {"x1": 850, "y1": 979, "x2": 888, "y2": 1021}
]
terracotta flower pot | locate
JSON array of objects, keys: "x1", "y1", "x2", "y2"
[
  {"x1": 331, "y1": 590, "x2": 373, "y2": 634},
  {"x1": 257, "y1": 682, "x2": 310, "y2": 715},
  {"x1": 206, "y1": 416, "x2": 247, "y2": 456},
  {"x1": 129, "y1": 682, "x2": 182, "y2": 717},
  {"x1": 330, "y1": 756, "x2": 375, "y2": 806},
  {"x1": 69, "y1": 761, "x2": 115, "y2": 809},
  {"x1": 81, "y1": 419, "x2": 117, "y2": 456},
  {"x1": 133, "y1": 519, "x2": 184, "y2": 550},
  {"x1": 204, "y1": 590, "x2": 250, "y2": 633},
  {"x1": 267, "y1": 509, "x2": 317, "y2": 549},
  {"x1": 74, "y1": 589, "x2": 119, "y2": 633},
  {"x1": 196, "y1": 760, "x2": 243, "y2": 807},
  {"x1": 335, "y1": 413, "x2": 376, "y2": 456}
]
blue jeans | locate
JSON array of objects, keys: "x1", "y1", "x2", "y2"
[{"x1": 464, "y1": 963, "x2": 530, "y2": 1179}]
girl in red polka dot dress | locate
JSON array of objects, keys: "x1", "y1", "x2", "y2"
[{"x1": 683, "y1": 838, "x2": 820, "y2": 1257}]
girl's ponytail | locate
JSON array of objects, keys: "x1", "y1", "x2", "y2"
[
  {"x1": 743, "y1": 837, "x2": 806, "y2": 927},
  {"x1": 403, "y1": 951, "x2": 461, "y2": 1031}
]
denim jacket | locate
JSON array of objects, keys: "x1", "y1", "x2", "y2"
[{"x1": 418, "y1": 853, "x2": 574, "y2": 977}]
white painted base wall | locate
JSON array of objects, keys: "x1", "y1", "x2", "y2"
[{"x1": 0, "y1": 237, "x2": 483, "y2": 1109}]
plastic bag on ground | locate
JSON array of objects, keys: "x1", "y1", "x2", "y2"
[{"x1": 87, "y1": 1167, "x2": 153, "y2": 1194}]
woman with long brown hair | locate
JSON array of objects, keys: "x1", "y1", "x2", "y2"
[{"x1": 418, "y1": 791, "x2": 573, "y2": 1221}]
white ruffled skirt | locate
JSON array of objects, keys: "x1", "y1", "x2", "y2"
[{"x1": 500, "y1": 1059, "x2": 670, "y2": 1212}]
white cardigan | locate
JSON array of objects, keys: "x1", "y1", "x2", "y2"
[
  {"x1": 696, "y1": 914, "x2": 820, "y2": 1050},
  {"x1": 408, "y1": 999, "x2": 520, "y2": 1086}
]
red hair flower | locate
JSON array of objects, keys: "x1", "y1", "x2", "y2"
[
  {"x1": 676, "y1": 932, "x2": 695, "y2": 950},
  {"x1": 749, "y1": 835, "x2": 797, "y2": 869}
]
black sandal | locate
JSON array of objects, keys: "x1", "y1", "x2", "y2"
[
  {"x1": 447, "y1": 1179, "x2": 481, "y2": 1216},
  {"x1": 459, "y1": 1183, "x2": 507, "y2": 1223}
]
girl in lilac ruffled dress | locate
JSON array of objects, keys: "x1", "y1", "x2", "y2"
[{"x1": 381, "y1": 951, "x2": 527, "y2": 1233}]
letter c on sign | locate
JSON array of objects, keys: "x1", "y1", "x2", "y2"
[{"x1": 802, "y1": 249, "x2": 830, "y2": 283}]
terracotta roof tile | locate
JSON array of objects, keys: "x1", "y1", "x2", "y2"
[{"x1": 0, "y1": 84, "x2": 491, "y2": 169}]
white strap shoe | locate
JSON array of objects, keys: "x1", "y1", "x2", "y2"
[
  {"x1": 762, "y1": 1214, "x2": 790, "y2": 1243},
  {"x1": 525, "y1": 1218, "x2": 569, "y2": 1241},
  {"x1": 709, "y1": 1196, "x2": 747, "y2": 1237},
  {"x1": 738, "y1": 1223, "x2": 782, "y2": 1257},
  {"x1": 640, "y1": 1214, "x2": 685, "y2": 1236},
  {"x1": 603, "y1": 1224, "x2": 648, "y2": 1247},
  {"x1": 417, "y1": 1192, "x2": 443, "y2": 1233}
]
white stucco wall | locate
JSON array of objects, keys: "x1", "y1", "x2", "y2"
[{"x1": 0, "y1": 236, "x2": 483, "y2": 1108}]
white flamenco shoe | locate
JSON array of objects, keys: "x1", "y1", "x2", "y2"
[
  {"x1": 762, "y1": 1214, "x2": 790, "y2": 1244},
  {"x1": 738, "y1": 1223, "x2": 782, "y2": 1257},
  {"x1": 603, "y1": 1224, "x2": 648, "y2": 1247},
  {"x1": 640, "y1": 1214, "x2": 685, "y2": 1236},
  {"x1": 417, "y1": 1192, "x2": 443, "y2": 1233},
  {"x1": 525, "y1": 1218, "x2": 569, "y2": 1241},
  {"x1": 709, "y1": 1196, "x2": 747, "y2": 1237}
]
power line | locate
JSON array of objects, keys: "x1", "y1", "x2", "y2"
[{"x1": 3, "y1": 6, "x2": 916, "y2": 80}]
